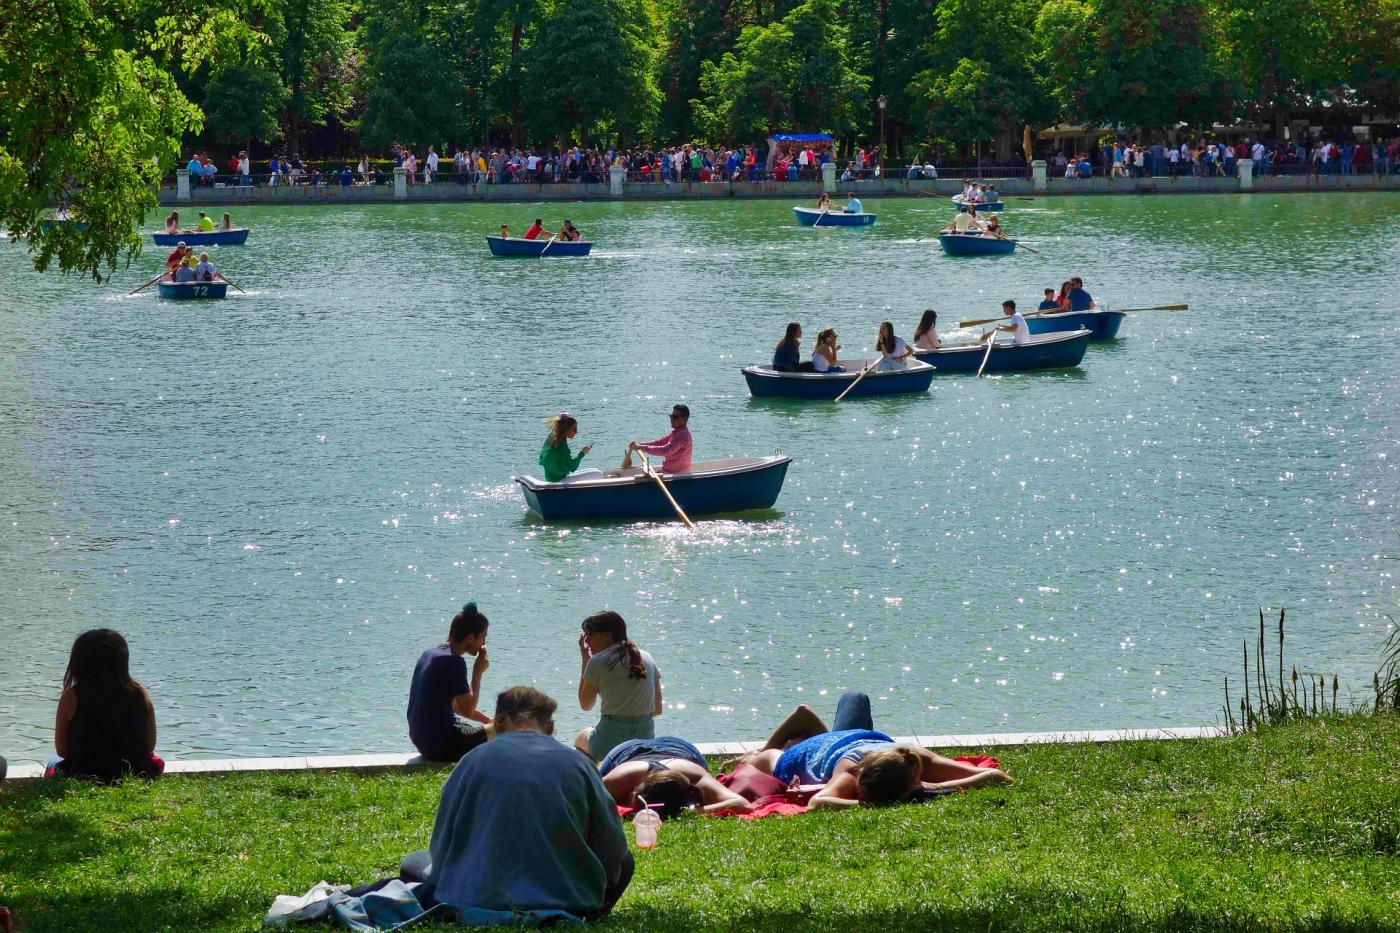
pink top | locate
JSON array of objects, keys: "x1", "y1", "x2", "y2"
[{"x1": 637, "y1": 427, "x2": 692, "y2": 474}]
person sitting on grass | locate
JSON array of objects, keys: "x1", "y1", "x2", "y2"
[
  {"x1": 599, "y1": 736, "x2": 751, "y2": 816},
  {"x1": 737, "y1": 691, "x2": 1011, "y2": 808},
  {"x1": 575, "y1": 610, "x2": 662, "y2": 761},
  {"x1": 407, "y1": 602, "x2": 492, "y2": 763},
  {"x1": 406, "y1": 686, "x2": 632, "y2": 919},
  {"x1": 48, "y1": 629, "x2": 163, "y2": 782}
]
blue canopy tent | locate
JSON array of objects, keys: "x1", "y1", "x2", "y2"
[{"x1": 766, "y1": 133, "x2": 834, "y2": 172}]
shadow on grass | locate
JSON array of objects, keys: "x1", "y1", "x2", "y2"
[
  {"x1": 603, "y1": 900, "x2": 1392, "y2": 933},
  {"x1": 2, "y1": 888, "x2": 250, "y2": 933}
]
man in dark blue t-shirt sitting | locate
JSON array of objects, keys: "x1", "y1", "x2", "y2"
[
  {"x1": 1038, "y1": 288, "x2": 1059, "y2": 312},
  {"x1": 1066, "y1": 277, "x2": 1097, "y2": 312},
  {"x1": 408, "y1": 602, "x2": 492, "y2": 762}
]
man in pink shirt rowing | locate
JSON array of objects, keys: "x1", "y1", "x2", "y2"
[{"x1": 628, "y1": 404, "x2": 692, "y2": 473}]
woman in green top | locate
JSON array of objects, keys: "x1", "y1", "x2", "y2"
[{"x1": 539, "y1": 413, "x2": 594, "y2": 482}]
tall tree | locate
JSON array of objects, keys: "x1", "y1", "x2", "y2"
[
  {"x1": 0, "y1": 0, "x2": 253, "y2": 280},
  {"x1": 358, "y1": 28, "x2": 462, "y2": 148},
  {"x1": 1036, "y1": 0, "x2": 1232, "y2": 131},
  {"x1": 274, "y1": 0, "x2": 354, "y2": 157},
  {"x1": 692, "y1": 0, "x2": 869, "y2": 141},
  {"x1": 202, "y1": 63, "x2": 286, "y2": 147},
  {"x1": 523, "y1": 0, "x2": 661, "y2": 145},
  {"x1": 909, "y1": 0, "x2": 1052, "y2": 159}
]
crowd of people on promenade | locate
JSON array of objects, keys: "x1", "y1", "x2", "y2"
[
  {"x1": 1053, "y1": 136, "x2": 1400, "y2": 179},
  {"x1": 33, "y1": 612, "x2": 1011, "y2": 920},
  {"x1": 175, "y1": 132, "x2": 1400, "y2": 192}
]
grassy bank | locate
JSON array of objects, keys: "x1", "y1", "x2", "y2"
[{"x1": 2, "y1": 715, "x2": 1397, "y2": 932}]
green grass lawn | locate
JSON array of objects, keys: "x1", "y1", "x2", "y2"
[{"x1": 3, "y1": 714, "x2": 1398, "y2": 932}]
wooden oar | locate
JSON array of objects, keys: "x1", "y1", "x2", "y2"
[
  {"x1": 1112, "y1": 303, "x2": 1189, "y2": 313},
  {"x1": 129, "y1": 272, "x2": 167, "y2": 295},
  {"x1": 977, "y1": 332, "x2": 998, "y2": 378},
  {"x1": 636, "y1": 450, "x2": 693, "y2": 528},
  {"x1": 216, "y1": 274, "x2": 247, "y2": 294},
  {"x1": 1012, "y1": 238, "x2": 1041, "y2": 255},
  {"x1": 539, "y1": 234, "x2": 558, "y2": 256},
  {"x1": 834, "y1": 358, "x2": 881, "y2": 402},
  {"x1": 814, "y1": 207, "x2": 828, "y2": 227}
]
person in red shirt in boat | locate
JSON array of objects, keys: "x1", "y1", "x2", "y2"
[
  {"x1": 522, "y1": 218, "x2": 554, "y2": 241},
  {"x1": 164, "y1": 242, "x2": 189, "y2": 276}
]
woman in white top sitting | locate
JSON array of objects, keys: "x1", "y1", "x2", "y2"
[
  {"x1": 164, "y1": 212, "x2": 180, "y2": 234},
  {"x1": 912, "y1": 310, "x2": 940, "y2": 350},
  {"x1": 811, "y1": 328, "x2": 844, "y2": 373},
  {"x1": 875, "y1": 321, "x2": 912, "y2": 370}
]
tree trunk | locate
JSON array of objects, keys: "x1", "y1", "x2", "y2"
[{"x1": 510, "y1": 22, "x2": 525, "y2": 147}]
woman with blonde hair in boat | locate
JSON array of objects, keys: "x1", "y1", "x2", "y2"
[{"x1": 538, "y1": 413, "x2": 597, "y2": 482}]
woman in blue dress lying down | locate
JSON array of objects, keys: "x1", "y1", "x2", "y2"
[{"x1": 738, "y1": 691, "x2": 1011, "y2": 809}]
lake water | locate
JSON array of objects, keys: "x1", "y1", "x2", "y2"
[{"x1": 2, "y1": 193, "x2": 1398, "y2": 763}]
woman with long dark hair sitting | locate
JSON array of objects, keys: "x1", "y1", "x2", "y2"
[
  {"x1": 49, "y1": 629, "x2": 162, "y2": 782},
  {"x1": 772, "y1": 322, "x2": 804, "y2": 372},
  {"x1": 575, "y1": 611, "x2": 662, "y2": 760}
]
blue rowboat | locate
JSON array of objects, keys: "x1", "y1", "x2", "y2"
[
  {"x1": 518, "y1": 455, "x2": 791, "y2": 521},
  {"x1": 1026, "y1": 309, "x2": 1125, "y2": 340},
  {"x1": 793, "y1": 207, "x2": 877, "y2": 227},
  {"x1": 939, "y1": 232, "x2": 1017, "y2": 256},
  {"x1": 157, "y1": 280, "x2": 228, "y2": 300},
  {"x1": 913, "y1": 329, "x2": 1091, "y2": 373},
  {"x1": 151, "y1": 228, "x2": 250, "y2": 246},
  {"x1": 486, "y1": 235, "x2": 592, "y2": 257},
  {"x1": 741, "y1": 359, "x2": 934, "y2": 399},
  {"x1": 951, "y1": 196, "x2": 1005, "y2": 212}
]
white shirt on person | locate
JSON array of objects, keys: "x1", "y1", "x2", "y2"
[
  {"x1": 1006, "y1": 312, "x2": 1030, "y2": 345},
  {"x1": 954, "y1": 211, "x2": 977, "y2": 233}
]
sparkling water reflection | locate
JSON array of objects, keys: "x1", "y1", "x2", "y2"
[{"x1": 1, "y1": 194, "x2": 1398, "y2": 761}]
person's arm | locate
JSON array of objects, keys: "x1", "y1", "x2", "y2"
[
  {"x1": 452, "y1": 648, "x2": 489, "y2": 721},
  {"x1": 54, "y1": 686, "x2": 76, "y2": 757},
  {"x1": 139, "y1": 685, "x2": 157, "y2": 753},
  {"x1": 578, "y1": 639, "x2": 599, "y2": 711},
  {"x1": 651, "y1": 670, "x2": 663, "y2": 717},
  {"x1": 695, "y1": 774, "x2": 752, "y2": 813},
  {"x1": 808, "y1": 773, "x2": 860, "y2": 809},
  {"x1": 633, "y1": 432, "x2": 674, "y2": 456}
]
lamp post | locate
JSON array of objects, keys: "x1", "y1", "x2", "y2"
[{"x1": 877, "y1": 95, "x2": 887, "y2": 169}]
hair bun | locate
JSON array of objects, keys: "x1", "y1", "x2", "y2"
[{"x1": 463, "y1": 600, "x2": 478, "y2": 612}]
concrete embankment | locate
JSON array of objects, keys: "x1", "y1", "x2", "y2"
[
  {"x1": 159, "y1": 161, "x2": 1400, "y2": 207},
  {"x1": 3, "y1": 725, "x2": 1223, "y2": 783}
]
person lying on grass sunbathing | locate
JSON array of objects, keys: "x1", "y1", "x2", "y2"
[
  {"x1": 599, "y1": 736, "x2": 752, "y2": 815},
  {"x1": 738, "y1": 691, "x2": 1012, "y2": 808}
]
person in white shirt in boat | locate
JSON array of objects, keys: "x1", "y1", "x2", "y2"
[
  {"x1": 220, "y1": 213, "x2": 233, "y2": 231},
  {"x1": 948, "y1": 205, "x2": 980, "y2": 234},
  {"x1": 815, "y1": 192, "x2": 833, "y2": 211},
  {"x1": 875, "y1": 321, "x2": 912, "y2": 369},
  {"x1": 811, "y1": 328, "x2": 844, "y2": 373},
  {"x1": 843, "y1": 192, "x2": 863, "y2": 214},
  {"x1": 912, "y1": 310, "x2": 940, "y2": 350},
  {"x1": 194, "y1": 253, "x2": 217, "y2": 282},
  {"x1": 983, "y1": 300, "x2": 1031, "y2": 347}
]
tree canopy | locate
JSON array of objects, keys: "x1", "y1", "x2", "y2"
[{"x1": 6, "y1": 0, "x2": 1400, "y2": 278}]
